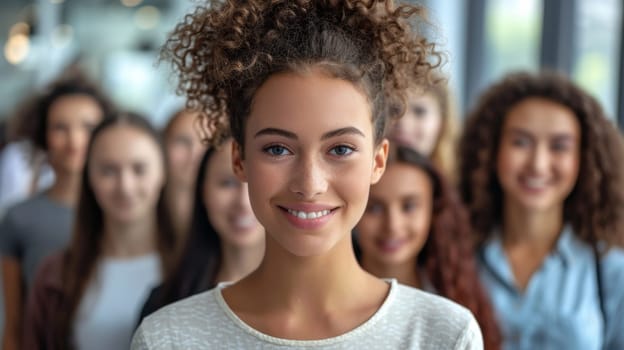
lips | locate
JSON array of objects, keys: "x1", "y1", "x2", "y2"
[
  {"x1": 376, "y1": 238, "x2": 408, "y2": 254},
  {"x1": 518, "y1": 176, "x2": 550, "y2": 193},
  {"x1": 278, "y1": 203, "x2": 339, "y2": 230},
  {"x1": 231, "y1": 215, "x2": 258, "y2": 230},
  {"x1": 286, "y1": 208, "x2": 331, "y2": 220}
]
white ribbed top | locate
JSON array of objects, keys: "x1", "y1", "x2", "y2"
[{"x1": 132, "y1": 279, "x2": 483, "y2": 349}]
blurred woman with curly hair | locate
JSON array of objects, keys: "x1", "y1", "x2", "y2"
[
  {"x1": 388, "y1": 73, "x2": 461, "y2": 181},
  {"x1": 355, "y1": 146, "x2": 501, "y2": 349},
  {"x1": 132, "y1": 0, "x2": 484, "y2": 349},
  {"x1": 459, "y1": 71, "x2": 624, "y2": 350}
]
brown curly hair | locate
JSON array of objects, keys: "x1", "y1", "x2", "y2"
[
  {"x1": 161, "y1": 0, "x2": 443, "y2": 148},
  {"x1": 459, "y1": 71, "x2": 624, "y2": 248},
  {"x1": 356, "y1": 146, "x2": 502, "y2": 349},
  {"x1": 9, "y1": 71, "x2": 115, "y2": 159}
]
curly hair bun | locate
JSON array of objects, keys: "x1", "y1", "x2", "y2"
[{"x1": 162, "y1": 0, "x2": 442, "y2": 147}]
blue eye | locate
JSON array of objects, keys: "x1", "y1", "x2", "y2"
[
  {"x1": 264, "y1": 145, "x2": 291, "y2": 156},
  {"x1": 329, "y1": 145, "x2": 354, "y2": 156}
]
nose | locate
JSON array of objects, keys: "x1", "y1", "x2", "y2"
[
  {"x1": 68, "y1": 127, "x2": 88, "y2": 152},
  {"x1": 236, "y1": 182, "x2": 254, "y2": 212},
  {"x1": 289, "y1": 154, "x2": 328, "y2": 199},
  {"x1": 385, "y1": 206, "x2": 404, "y2": 236},
  {"x1": 529, "y1": 144, "x2": 550, "y2": 175},
  {"x1": 117, "y1": 169, "x2": 134, "y2": 196}
]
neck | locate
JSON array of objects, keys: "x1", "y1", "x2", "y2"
[
  {"x1": 217, "y1": 241, "x2": 265, "y2": 283},
  {"x1": 243, "y1": 234, "x2": 381, "y2": 310},
  {"x1": 360, "y1": 255, "x2": 421, "y2": 288},
  {"x1": 502, "y1": 198, "x2": 564, "y2": 251},
  {"x1": 102, "y1": 215, "x2": 157, "y2": 258},
  {"x1": 165, "y1": 184, "x2": 193, "y2": 235},
  {"x1": 47, "y1": 171, "x2": 81, "y2": 207}
]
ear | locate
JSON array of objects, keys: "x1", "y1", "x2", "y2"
[
  {"x1": 371, "y1": 138, "x2": 389, "y2": 185},
  {"x1": 231, "y1": 141, "x2": 247, "y2": 182}
]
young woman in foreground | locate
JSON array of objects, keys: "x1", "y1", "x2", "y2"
[{"x1": 133, "y1": 1, "x2": 483, "y2": 348}]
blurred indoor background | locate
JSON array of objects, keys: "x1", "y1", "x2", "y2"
[{"x1": 1, "y1": 0, "x2": 623, "y2": 128}]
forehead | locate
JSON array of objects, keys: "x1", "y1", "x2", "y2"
[
  {"x1": 370, "y1": 163, "x2": 431, "y2": 199},
  {"x1": 91, "y1": 126, "x2": 162, "y2": 163},
  {"x1": 503, "y1": 97, "x2": 580, "y2": 136},
  {"x1": 48, "y1": 94, "x2": 103, "y2": 120},
  {"x1": 246, "y1": 72, "x2": 373, "y2": 140},
  {"x1": 168, "y1": 111, "x2": 198, "y2": 135},
  {"x1": 407, "y1": 90, "x2": 437, "y2": 105}
]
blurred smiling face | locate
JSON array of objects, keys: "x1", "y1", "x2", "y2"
[
  {"x1": 233, "y1": 71, "x2": 388, "y2": 258},
  {"x1": 204, "y1": 139, "x2": 264, "y2": 248},
  {"x1": 166, "y1": 111, "x2": 207, "y2": 188},
  {"x1": 89, "y1": 125, "x2": 165, "y2": 224},
  {"x1": 497, "y1": 97, "x2": 581, "y2": 213},
  {"x1": 389, "y1": 90, "x2": 442, "y2": 156},
  {"x1": 46, "y1": 94, "x2": 104, "y2": 175},
  {"x1": 356, "y1": 162, "x2": 433, "y2": 266}
]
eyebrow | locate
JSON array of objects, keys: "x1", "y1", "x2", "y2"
[
  {"x1": 508, "y1": 127, "x2": 576, "y2": 140},
  {"x1": 402, "y1": 194, "x2": 422, "y2": 201},
  {"x1": 254, "y1": 127, "x2": 366, "y2": 140},
  {"x1": 507, "y1": 128, "x2": 533, "y2": 138}
]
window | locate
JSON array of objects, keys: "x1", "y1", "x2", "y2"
[
  {"x1": 483, "y1": 0, "x2": 543, "y2": 83},
  {"x1": 573, "y1": 0, "x2": 622, "y2": 119}
]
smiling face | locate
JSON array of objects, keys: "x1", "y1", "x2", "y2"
[
  {"x1": 165, "y1": 110, "x2": 207, "y2": 188},
  {"x1": 204, "y1": 139, "x2": 264, "y2": 248},
  {"x1": 233, "y1": 71, "x2": 388, "y2": 258},
  {"x1": 46, "y1": 94, "x2": 104, "y2": 175},
  {"x1": 497, "y1": 97, "x2": 581, "y2": 214},
  {"x1": 356, "y1": 163, "x2": 433, "y2": 266},
  {"x1": 389, "y1": 90, "x2": 442, "y2": 156},
  {"x1": 89, "y1": 125, "x2": 165, "y2": 225}
]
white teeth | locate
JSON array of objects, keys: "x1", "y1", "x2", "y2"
[
  {"x1": 523, "y1": 177, "x2": 548, "y2": 188},
  {"x1": 234, "y1": 216, "x2": 256, "y2": 228},
  {"x1": 381, "y1": 239, "x2": 403, "y2": 248},
  {"x1": 287, "y1": 209, "x2": 331, "y2": 220}
]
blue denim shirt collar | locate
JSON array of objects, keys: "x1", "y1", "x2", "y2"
[
  {"x1": 552, "y1": 224, "x2": 576, "y2": 267},
  {"x1": 481, "y1": 224, "x2": 575, "y2": 290}
]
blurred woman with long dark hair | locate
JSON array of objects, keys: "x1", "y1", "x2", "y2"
[
  {"x1": 140, "y1": 138, "x2": 264, "y2": 319},
  {"x1": 23, "y1": 113, "x2": 177, "y2": 350}
]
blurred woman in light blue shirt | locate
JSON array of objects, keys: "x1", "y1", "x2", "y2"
[{"x1": 458, "y1": 71, "x2": 624, "y2": 350}]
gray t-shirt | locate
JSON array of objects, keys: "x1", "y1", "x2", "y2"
[
  {"x1": 0, "y1": 193, "x2": 73, "y2": 289},
  {"x1": 132, "y1": 279, "x2": 483, "y2": 349}
]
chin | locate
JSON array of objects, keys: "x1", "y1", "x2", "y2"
[
  {"x1": 111, "y1": 212, "x2": 140, "y2": 224},
  {"x1": 515, "y1": 197, "x2": 559, "y2": 212},
  {"x1": 279, "y1": 236, "x2": 338, "y2": 258},
  {"x1": 378, "y1": 254, "x2": 409, "y2": 266}
]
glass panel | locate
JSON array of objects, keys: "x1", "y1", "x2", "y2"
[
  {"x1": 573, "y1": 0, "x2": 622, "y2": 119},
  {"x1": 484, "y1": 0, "x2": 543, "y2": 82}
]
